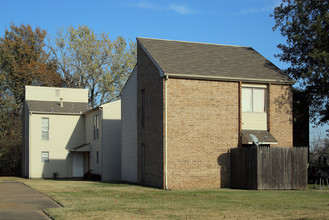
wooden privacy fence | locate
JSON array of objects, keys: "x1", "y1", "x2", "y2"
[{"x1": 230, "y1": 146, "x2": 308, "y2": 190}]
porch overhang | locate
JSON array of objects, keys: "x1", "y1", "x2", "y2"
[
  {"x1": 70, "y1": 143, "x2": 91, "y2": 152},
  {"x1": 241, "y1": 130, "x2": 278, "y2": 145}
]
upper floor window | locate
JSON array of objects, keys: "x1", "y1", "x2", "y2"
[
  {"x1": 41, "y1": 117, "x2": 49, "y2": 140},
  {"x1": 93, "y1": 114, "x2": 99, "y2": 140},
  {"x1": 242, "y1": 87, "x2": 266, "y2": 113}
]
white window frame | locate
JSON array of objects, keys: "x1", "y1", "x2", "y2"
[
  {"x1": 41, "y1": 117, "x2": 49, "y2": 140},
  {"x1": 41, "y1": 151, "x2": 49, "y2": 163},
  {"x1": 242, "y1": 87, "x2": 267, "y2": 113}
]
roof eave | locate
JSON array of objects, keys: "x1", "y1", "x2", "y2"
[
  {"x1": 163, "y1": 73, "x2": 295, "y2": 85},
  {"x1": 29, "y1": 111, "x2": 84, "y2": 115},
  {"x1": 83, "y1": 106, "x2": 102, "y2": 116}
]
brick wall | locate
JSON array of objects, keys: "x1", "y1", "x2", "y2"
[
  {"x1": 137, "y1": 44, "x2": 164, "y2": 188},
  {"x1": 136, "y1": 42, "x2": 293, "y2": 189},
  {"x1": 166, "y1": 78, "x2": 239, "y2": 189},
  {"x1": 269, "y1": 84, "x2": 293, "y2": 147}
]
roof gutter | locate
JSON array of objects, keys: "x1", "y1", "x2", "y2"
[
  {"x1": 29, "y1": 111, "x2": 83, "y2": 116},
  {"x1": 83, "y1": 106, "x2": 102, "y2": 116},
  {"x1": 164, "y1": 73, "x2": 295, "y2": 85}
]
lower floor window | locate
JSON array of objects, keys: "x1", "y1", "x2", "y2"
[{"x1": 41, "y1": 151, "x2": 49, "y2": 162}]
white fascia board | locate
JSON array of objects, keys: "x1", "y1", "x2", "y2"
[
  {"x1": 29, "y1": 111, "x2": 83, "y2": 116},
  {"x1": 165, "y1": 73, "x2": 293, "y2": 84}
]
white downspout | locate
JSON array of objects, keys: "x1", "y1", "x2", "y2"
[
  {"x1": 164, "y1": 75, "x2": 168, "y2": 189},
  {"x1": 28, "y1": 112, "x2": 32, "y2": 178}
]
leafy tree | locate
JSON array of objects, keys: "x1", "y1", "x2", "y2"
[
  {"x1": 0, "y1": 24, "x2": 62, "y2": 176},
  {"x1": 49, "y1": 25, "x2": 136, "y2": 107},
  {"x1": 0, "y1": 24, "x2": 62, "y2": 109},
  {"x1": 272, "y1": 0, "x2": 329, "y2": 124},
  {"x1": 0, "y1": 97, "x2": 22, "y2": 176},
  {"x1": 310, "y1": 131, "x2": 329, "y2": 164}
]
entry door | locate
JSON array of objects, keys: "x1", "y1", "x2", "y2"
[{"x1": 73, "y1": 152, "x2": 84, "y2": 177}]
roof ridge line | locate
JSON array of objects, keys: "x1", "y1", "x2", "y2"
[{"x1": 136, "y1": 37, "x2": 250, "y2": 48}]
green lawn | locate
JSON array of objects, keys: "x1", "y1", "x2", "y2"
[{"x1": 2, "y1": 177, "x2": 329, "y2": 219}]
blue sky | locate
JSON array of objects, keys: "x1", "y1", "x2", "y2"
[
  {"x1": 1, "y1": 0, "x2": 285, "y2": 67},
  {"x1": 1, "y1": 0, "x2": 327, "y2": 140}
]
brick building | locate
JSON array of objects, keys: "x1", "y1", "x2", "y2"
[{"x1": 121, "y1": 38, "x2": 294, "y2": 189}]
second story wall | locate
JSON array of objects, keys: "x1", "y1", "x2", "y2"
[
  {"x1": 25, "y1": 86, "x2": 88, "y2": 103},
  {"x1": 269, "y1": 84, "x2": 293, "y2": 147}
]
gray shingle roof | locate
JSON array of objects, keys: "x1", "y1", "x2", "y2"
[
  {"x1": 137, "y1": 37, "x2": 293, "y2": 84},
  {"x1": 26, "y1": 100, "x2": 91, "y2": 114}
]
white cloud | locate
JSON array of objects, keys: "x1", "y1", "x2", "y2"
[
  {"x1": 128, "y1": 1, "x2": 161, "y2": 11},
  {"x1": 127, "y1": 1, "x2": 196, "y2": 15},
  {"x1": 168, "y1": 4, "x2": 195, "y2": 15},
  {"x1": 231, "y1": 0, "x2": 281, "y2": 16}
]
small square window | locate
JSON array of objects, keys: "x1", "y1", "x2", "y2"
[{"x1": 41, "y1": 151, "x2": 49, "y2": 163}]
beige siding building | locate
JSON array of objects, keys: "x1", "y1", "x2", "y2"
[
  {"x1": 23, "y1": 86, "x2": 121, "y2": 180},
  {"x1": 121, "y1": 67, "x2": 138, "y2": 183},
  {"x1": 84, "y1": 100, "x2": 121, "y2": 181}
]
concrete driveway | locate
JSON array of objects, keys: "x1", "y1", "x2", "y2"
[{"x1": 0, "y1": 181, "x2": 60, "y2": 220}]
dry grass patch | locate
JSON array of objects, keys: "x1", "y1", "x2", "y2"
[{"x1": 2, "y1": 177, "x2": 329, "y2": 219}]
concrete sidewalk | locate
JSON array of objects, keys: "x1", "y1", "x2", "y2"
[{"x1": 0, "y1": 181, "x2": 61, "y2": 220}]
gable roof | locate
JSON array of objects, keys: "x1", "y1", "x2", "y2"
[
  {"x1": 137, "y1": 37, "x2": 293, "y2": 84},
  {"x1": 26, "y1": 100, "x2": 91, "y2": 114}
]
